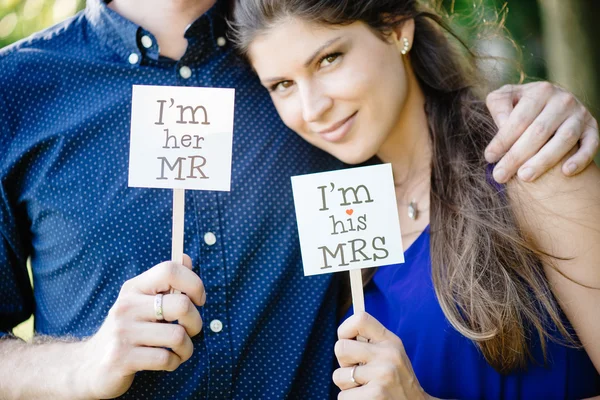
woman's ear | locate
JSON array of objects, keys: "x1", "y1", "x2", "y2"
[{"x1": 392, "y1": 18, "x2": 415, "y2": 54}]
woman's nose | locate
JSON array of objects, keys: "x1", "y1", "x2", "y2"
[{"x1": 300, "y1": 83, "x2": 333, "y2": 123}]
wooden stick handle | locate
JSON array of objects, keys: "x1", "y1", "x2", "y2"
[
  {"x1": 171, "y1": 188, "x2": 185, "y2": 295},
  {"x1": 349, "y1": 269, "x2": 368, "y2": 343}
]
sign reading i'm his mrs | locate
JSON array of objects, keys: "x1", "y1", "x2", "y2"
[{"x1": 291, "y1": 164, "x2": 404, "y2": 277}]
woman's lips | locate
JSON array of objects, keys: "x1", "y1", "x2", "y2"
[{"x1": 316, "y1": 112, "x2": 358, "y2": 143}]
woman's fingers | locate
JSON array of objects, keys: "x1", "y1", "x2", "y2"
[
  {"x1": 335, "y1": 338, "x2": 374, "y2": 367},
  {"x1": 333, "y1": 315, "x2": 424, "y2": 399},
  {"x1": 333, "y1": 365, "x2": 368, "y2": 390},
  {"x1": 338, "y1": 312, "x2": 394, "y2": 344},
  {"x1": 337, "y1": 383, "x2": 390, "y2": 400}
]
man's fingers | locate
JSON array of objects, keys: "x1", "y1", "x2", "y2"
[
  {"x1": 131, "y1": 322, "x2": 195, "y2": 363},
  {"x1": 129, "y1": 261, "x2": 205, "y2": 306},
  {"x1": 563, "y1": 118, "x2": 599, "y2": 176},
  {"x1": 182, "y1": 253, "x2": 193, "y2": 269},
  {"x1": 513, "y1": 116, "x2": 583, "y2": 181},
  {"x1": 486, "y1": 84, "x2": 518, "y2": 130},
  {"x1": 124, "y1": 346, "x2": 182, "y2": 373},
  {"x1": 485, "y1": 83, "x2": 552, "y2": 163},
  {"x1": 492, "y1": 100, "x2": 574, "y2": 182},
  {"x1": 148, "y1": 293, "x2": 203, "y2": 336}
]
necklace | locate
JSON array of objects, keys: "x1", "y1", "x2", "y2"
[
  {"x1": 395, "y1": 174, "x2": 430, "y2": 221},
  {"x1": 408, "y1": 200, "x2": 418, "y2": 220},
  {"x1": 402, "y1": 198, "x2": 430, "y2": 221}
]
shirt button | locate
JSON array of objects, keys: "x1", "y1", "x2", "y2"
[
  {"x1": 210, "y1": 319, "x2": 223, "y2": 333},
  {"x1": 216, "y1": 37, "x2": 227, "y2": 47},
  {"x1": 128, "y1": 53, "x2": 139, "y2": 65},
  {"x1": 140, "y1": 35, "x2": 153, "y2": 49},
  {"x1": 204, "y1": 232, "x2": 216, "y2": 246},
  {"x1": 179, "y1": 65, "x2": 192, "y2": 79}
]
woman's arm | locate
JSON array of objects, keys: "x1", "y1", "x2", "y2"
[{"x1": 509, "y1": 153, "x2": 600, "y2": 373}]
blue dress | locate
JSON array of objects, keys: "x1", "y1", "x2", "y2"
[{"x1": 359, "y1": 226, "x2": 600, "y2": 399}]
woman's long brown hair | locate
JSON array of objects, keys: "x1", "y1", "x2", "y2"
[{"x1": 230, "y1": 0, "x2": 575, "y2": 373}]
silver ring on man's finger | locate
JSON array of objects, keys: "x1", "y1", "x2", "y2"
[
  {"x1": 350, "y1": 364, "x2": 360, "y2": 386},
  {"x1": 154, "y1": 293, "x2": 165, "y2": 321}
]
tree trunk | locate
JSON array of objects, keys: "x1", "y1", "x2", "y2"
[{"x1": 537, "y1": 0, "x2": 600, "y2": 165}]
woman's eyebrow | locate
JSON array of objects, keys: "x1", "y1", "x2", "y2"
[
  {"x1": 261, "y1": 36, "x2": 344, "y2": 85},
  {"x1": 303, "y1": 37, "x2": 342, "y2": 67}
]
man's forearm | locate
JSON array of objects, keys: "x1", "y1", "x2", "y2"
[{"x1": 0, "y1": 335, "x2": 90, "y2": 400}]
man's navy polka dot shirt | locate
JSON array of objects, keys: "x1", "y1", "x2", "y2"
[{"x1": 0, "y1": 0, "x2": 343, "y2": 398}]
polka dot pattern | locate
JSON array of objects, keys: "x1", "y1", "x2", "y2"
[{"x1": 0, "y1": 0, "x2": 344, "y2": 398}]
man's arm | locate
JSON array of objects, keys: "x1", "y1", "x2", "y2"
[
  {"x1": 0, "y1": 335, "x2": 91, "y2": 400},
  {"x1": 0, "y1": 256, "x2": 205, "y2": 400}
]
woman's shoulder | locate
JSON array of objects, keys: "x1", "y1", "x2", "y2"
[
  {"x1": 507, "y1": 156, "x2": 600, "y2": 277},
  {"x1": 507, "y1": 156, "x2": 599, "y2": 241}
]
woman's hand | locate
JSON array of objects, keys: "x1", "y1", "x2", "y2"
[
  {"x1": 333, "y1": 312, "x2": 437, "y2": 400},
  {"x1": 485, "y1": 81, "x2": 599, "y2": 183}
]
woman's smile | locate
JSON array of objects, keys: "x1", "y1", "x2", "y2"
[{"x1": 313, "y1": 111, "x2": 358, "y2": 143}]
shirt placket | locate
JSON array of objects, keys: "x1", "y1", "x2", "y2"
[
  {"x1": 193, "y1": 189, "x2": 233, "y2": 399},
  {"x1": 183, "y1": 31, "x2": 234, "y2": 395}
]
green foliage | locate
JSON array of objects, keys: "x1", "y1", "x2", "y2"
[
  {"x1": 0, "y1": 0, "x2": 85, "y2": 49},
  {"x1": 441, "y1": 0, "x2": 547, "y2": 83},
  {"x1": 0, "y1": 0, "x2": 547, "y2": 86}
]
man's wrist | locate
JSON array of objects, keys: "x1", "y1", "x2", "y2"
[
  {"x1": 27, "y1": 336, "x2": 92, "y2": 400},
  {"x1": 68, "y1": 339, "x2": 96, "y2": 400}
]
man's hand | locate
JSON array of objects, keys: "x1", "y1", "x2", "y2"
[
  {"x1": 485, "y1": 82, "x2": 599, "y2": 183},
  {"x1": 79, "y1": 255, "x2": 205, "y2": 399}
]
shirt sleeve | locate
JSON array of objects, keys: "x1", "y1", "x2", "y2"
[{"x1": 0, "y1": 94, "x2": 35, "y2": 336}]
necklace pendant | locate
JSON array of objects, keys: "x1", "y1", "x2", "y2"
[{"x1": 408, "y1": 200, "x2": 418, "y2": 220}]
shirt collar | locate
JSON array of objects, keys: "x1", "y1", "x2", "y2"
[{"x1": 84, "y1": 0, "x2": 229, "y2": 63}]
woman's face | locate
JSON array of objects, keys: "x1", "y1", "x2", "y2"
[{"x1": 248, "y1": 17, "x2": 410, "y2": 164}]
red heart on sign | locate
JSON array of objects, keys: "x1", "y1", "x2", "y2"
[{"x1": 346, "y1": 209, "x2": 354, "y2": 215}]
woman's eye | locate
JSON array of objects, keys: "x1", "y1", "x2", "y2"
[
  {"x1": 319, "y1": 53, "x2": 341, "y2": 68},
  {"x1": 271, "y1": 80, "x2": 294, "y2": 92}
]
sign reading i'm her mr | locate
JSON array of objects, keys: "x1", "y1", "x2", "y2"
[
  {"x1": 128, "y1": 85, "x2": 235, "y2": 191},
  {"x1": 291, "y1": 164, "x2": 404, "y2": 276}
]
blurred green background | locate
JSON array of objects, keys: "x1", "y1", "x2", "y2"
[{"x1": 1, "y1": 0, "x2": 598, "y2": 339}]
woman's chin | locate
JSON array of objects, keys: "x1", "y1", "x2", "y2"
[{"x1": 333, "y1": 151, "x2": 374, "y2": 166}]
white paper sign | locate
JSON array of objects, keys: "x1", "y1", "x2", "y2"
[
  {"x1": 291, "y1": 164, "x2": 404, "y2": 276},
  {"x1": 128, "y1": 85, "x2": 235, "y2": 191}
]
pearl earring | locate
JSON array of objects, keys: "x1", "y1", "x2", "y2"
[{"x1": 400, "y1": 37, "x2": 410, "y2": 55}]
